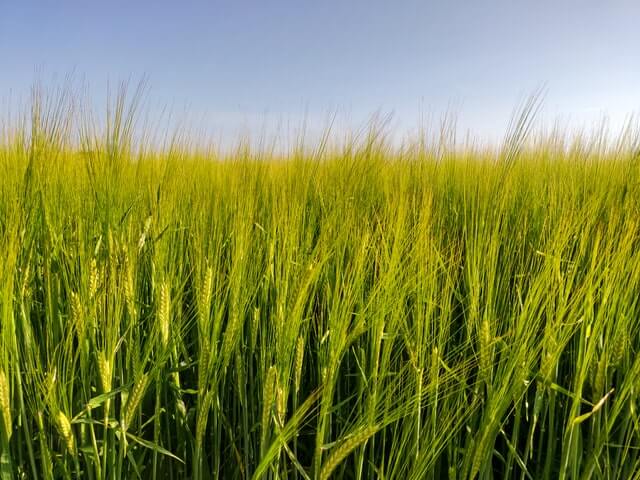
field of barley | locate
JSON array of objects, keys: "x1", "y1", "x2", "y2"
[{"x1": 1, "y1": 95, "x2": 640, "y2": 479}]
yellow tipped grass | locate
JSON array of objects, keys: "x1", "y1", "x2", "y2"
[{"x1": 1, "y1": 90, "x2": 639, "y2": 478}]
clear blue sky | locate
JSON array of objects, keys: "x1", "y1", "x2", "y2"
[{"x1": 2, "y1": 1, "x2": 639, "y2": 143}]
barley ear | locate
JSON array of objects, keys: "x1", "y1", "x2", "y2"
[
  {"x1": 261, "y1": 366, "x2": 277, "y2": 454},
  {"x1": 198, "y1": 267, "x2": 213, "y2": 325},
  {"x1": 56, "y1": 411, "x2": 76, "y2": 455},
  {"x1": 221, "y1": 312, "x2": 241, "y2": 365},
  {"x1": 89, "y1": 258, "x2": 99, "y2": 300},
  {"x1": 276, "y1": 385, "x2": 286, "y2": 427},
  {"x1": 294, "y1": 335, "x2": 305, "y2": 395},
  {"x1": 0, "y1": 369, "x2": 11, "y2": 441},
  {"x1": 611, "y1": 330, "x2": 627, "y2": 367},
  {"x1": 319, "y1": 426, "x2": 378, "y2": 480},
  {"x1": 593, "y1": 352, "x2": 607, "y2": 398},
  {"x1": 198, "y1": 338, "x2": 211, "y2": 393},
  {"x1": 158, "y1": 281, "x2": 171, "y2": 350},
  {"x1": 96, "y1": 351, "x2": 112, "y2": 393},
  {"x1": 122, "y1": 373, "x2": 150, "y2": 431},
  {"x1": 70, "y1": 291, "x2": 84, "y2": 339},
  {"x1": 479, "y1": 319, "x2": 492, "y2": 383}
]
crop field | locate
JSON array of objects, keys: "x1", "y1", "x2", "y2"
[{"x1": 0, "y1": 94, "x2": 640, "y2": 479}]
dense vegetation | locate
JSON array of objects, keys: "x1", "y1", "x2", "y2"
[{"x1": 1, "y1": 93, "x2": 640, "y2": 479}]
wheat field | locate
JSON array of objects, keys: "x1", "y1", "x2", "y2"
[{"x1": 0, "y1": 91, "x2": 640, "y2": 479}]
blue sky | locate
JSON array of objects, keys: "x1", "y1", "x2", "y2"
[{"x1": 1, "y1": 1, "x2": 639, "y2": 144}]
